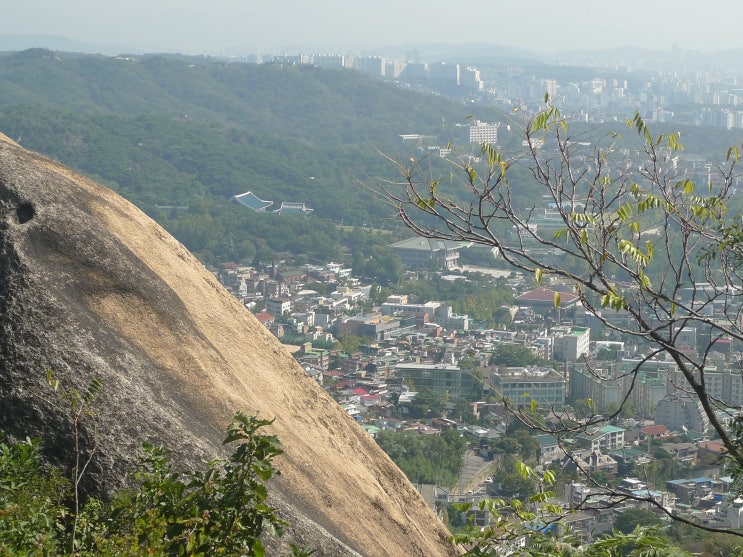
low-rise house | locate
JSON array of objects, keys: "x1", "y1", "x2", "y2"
[
  {"x1": 618, "y1": 478, "x2": 647, "y2": 493},
  {"x1": 610, "y1": 446, "x2": 651, "y2": 469},
  {"x1": 697, "y1": 439, "x2": 727, "y2": 460},
  {"x1": 565, "y1": 450, "x2": 618, "y2": 478},
  {"x1": 666, "y1": 477, "x2": 717, "y2": 505},
  {"x1": 535, "y1": 433, "x2": 561, "y2": 465},
  {"x1": 361, "y1": 393, "x2": 382, "y2": 407},
  {"x1": 376, "y1": 418, "x2": 405, "y2": 432},
  {"x1": 631, "y1": 489, "x2": 674, "y2": 509},
  {"x1": 362, "y1": 424, "x2": 381, "y2": 438},
  {"x1": 639, "y1": 424, "x2": 671, "y2": 442},
  {"x1": 659, "y1": 442, "x2": 698, "y2": 463},
  {"x1": 254, "y1": 311, "x2": 275, "y2": 327},
  {"x1": 576, "y1": 425, "x2": 625, "y2": 453}
]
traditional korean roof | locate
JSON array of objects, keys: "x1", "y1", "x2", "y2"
[
  {"x1": 230, "y1": 191, "x2": 274, "y2": 211},
  {"x1": 389, "y1": 236, "x2": 466, "y2": 252},
  {"x1": 274, "y1": 202, "x2": 314, "y2": 215}
]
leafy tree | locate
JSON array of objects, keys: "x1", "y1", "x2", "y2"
[
  {"x1": 570, "y1": 398, "x2": 596, "y2": 419},
  {"x1": 0, "y1": 413, "x2": 309, "y2": 556},
  {"x1": 489, "y1": 344, "x2": 546, "y2": 367},
  {"x1": 375, "y1": 429, "x2": 466, "y2": 487},
  {"x1": 494, "y1": 437, "x2": 522, "y2": 457},
  {"x1": 614, "y1": 507, "x2": 663, "y2": 535},
  {"x1": 0, "y1": 435, "x2": 69, "y2": 555},
  {"x1": 381, "y1": 101, "x2": 743, "y2": 539},
  {"x1": 403, "y1": 389, "x2": 444, "y2": 419}
]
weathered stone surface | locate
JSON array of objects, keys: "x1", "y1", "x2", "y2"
[{"x1": 0, "y1": 133, "x2": 459, "y2": 557}]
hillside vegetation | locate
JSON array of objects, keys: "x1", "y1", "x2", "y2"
[
  {"x1": 1, "y1": 48, "x2": 740, "y2": 266},
  {"x1": 0, "y1": 49, "x2": 498, "y2": 263}
]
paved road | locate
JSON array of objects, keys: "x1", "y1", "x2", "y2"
[{"x1": 452, "y1": 450, "x2": 495, "y2": 495}]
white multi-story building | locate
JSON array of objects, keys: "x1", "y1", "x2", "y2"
[
  {"x1": 466, "y1": 120, "x2": 499, "y2": 145},
  {"x1": 576, "y1": 425, "x2": 625, "y2": 452},
  {"x1": 552, "y1": 326, "x2": 590, "y2": 362},
  {"x1": 266, "y1": 296, "x2": 292, "y2": 317}
]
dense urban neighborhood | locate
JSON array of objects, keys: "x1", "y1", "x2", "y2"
[
  {"x1": 265, "y1": 48, "x2": 743, "y2": 131},
  {"x1": 215, "y1": 224, "x2": 741, "y2": 542}
]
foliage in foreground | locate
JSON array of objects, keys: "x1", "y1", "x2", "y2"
[
  {"x1": 383, "y1": 99, "x2": 743, "y2": 547},
  {"x1": 0, "y1": 413, "x2": 311, "y2": 557},
  {"x1": 451, "y1": 464, "x2": 692, "y2": 556}
]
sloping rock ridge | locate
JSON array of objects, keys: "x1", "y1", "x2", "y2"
[{"x1": 0, "y1": 133, "x2": 459, "y2": 557}]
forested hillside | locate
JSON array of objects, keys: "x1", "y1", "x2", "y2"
[
  {"x1": 1, "y1": 48, "x2": 740, "y2": 266},
  {"x1": 0, "y1": 49, "x2": 502, "y2": 264}
]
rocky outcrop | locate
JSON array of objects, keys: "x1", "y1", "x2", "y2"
[{"x1": 0, "y1": 133, "x2": 459, "y2": 557}]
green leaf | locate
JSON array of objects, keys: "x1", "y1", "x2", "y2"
[
  {"x1": 554, "y1": 292, "x2": 560, "y2": 308},
  {"x1": 46, "y1": 369, "x2": 60, "y2": 392},
  {"x1": 727, "y1": 145, "x2": 740, "y2": 162},
  {"x1": 415, "y1": 196, "x2": 435, "y2": 210},
  {"x1": 542, "y1": 469, "x2": 556, "y2": 486},
  {"x1": 530, "y1": 112, "x2": 548, "y2": 133},
  {"x1": 516, "y1": 461, "x2": 532, "y2": 479},
  {"x1": 535, "y1": 268, "x2": 543, "y2": 284},
  {"x1": 674, "y1": 179, "x2": 694, "y2": 194},
  {"x1": 83, "y1": 376, "x2": 103, "y2": 407}
]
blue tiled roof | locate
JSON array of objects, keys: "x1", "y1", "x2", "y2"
[{"x1": 231, "y1": 191, "x2": 274, "y2": 211}]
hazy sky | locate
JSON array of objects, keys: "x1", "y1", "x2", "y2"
[{"x1": 3, "y1": 0, "x2": 743, "y2": 56}]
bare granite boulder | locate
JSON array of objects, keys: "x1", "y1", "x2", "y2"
[{"x1": 0, "y1": 133, "x2": 459, "y2": 557}]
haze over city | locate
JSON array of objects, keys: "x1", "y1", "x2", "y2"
[{"x1": 3, "y1": 0, "x2": 743, "y2": 57}]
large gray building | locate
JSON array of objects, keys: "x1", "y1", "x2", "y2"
[
  {"x1": 394, "y1": 363, "x2": 475, "y2": 399},
  {"x1": 389, "y1": 237, "x2": 467, "y2": 270},
  {"x1": 654, "y1": 392, "x2": 709, "y2": 433},
  {"x1": 491, "y1": 366, "x2": 566, "y2": 410}
]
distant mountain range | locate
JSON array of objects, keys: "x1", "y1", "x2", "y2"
[
  {"x1": 7, "y1": 33, "x2": 743, "y2": 70},
  {"x1": 6, "y1": 32, "x2": 743, "y2": 77},
  {"x1": 0, "y1": 33, "x2": 148, "y2": 56}
]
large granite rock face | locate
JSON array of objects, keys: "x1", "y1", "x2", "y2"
[{"x1": 0, "y1": 134, "x2": 459, "y2": 557}]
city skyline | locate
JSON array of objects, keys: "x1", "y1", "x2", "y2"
[{"x1": 3, "y1": 0, "x2": 743, "y2": 58}]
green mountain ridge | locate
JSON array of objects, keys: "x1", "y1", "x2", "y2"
[
  {"x1": 0, "y1": 49, "x2": 503, "y2": 262},
  {"x1": 3, "y1": 48, "x2": 742, "y2": 266}
]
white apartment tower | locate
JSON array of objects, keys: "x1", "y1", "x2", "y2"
[{"x1": 467, "y1": 120, "x2": 499, "y2": 145}]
